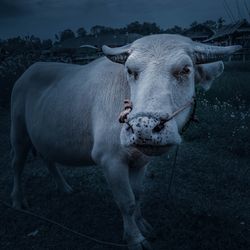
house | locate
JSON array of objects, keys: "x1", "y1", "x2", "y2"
[
  {"x1": 204, "y1": 19, "x2": 250, "y2": 62},
  {"x1": 204, "y1": 19, "x2": 250, "y2": 46},
  {"x1": 59, "y1": 33, "x2": 142, "y2": 49},
  {"x1": 183, "y1": 24, "x2": 215, "y2": 42},
  {"x1": 54, "y1": 33, "x2": 142, "y2": 64}
]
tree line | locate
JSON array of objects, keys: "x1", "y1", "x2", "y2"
[
  {"x1": 0, "y1": 18, "x2": 226, "y2": 52},
  {"x1": 0, "y1": 17, "x2": 228, "y2": 108},
  {"x1": 56, "y1": 18, "x2": 226, "y2": 42}
]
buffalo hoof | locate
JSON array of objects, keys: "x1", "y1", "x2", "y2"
[
  {"x1": 58, "y1": 183, "x2": 74, "y2": 195},
  {"x1": 11, "y1": 194, "x2": 29, "y2": 210},
  {"x1": 128, "y1": 239, "x2": 153, "y2": 250},
  {"x1": 137, "y1": 218, "x2": 156, "y2": 240}
]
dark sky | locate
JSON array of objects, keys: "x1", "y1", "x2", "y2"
[{"x1": 0, "y1": 0, "x2": 249, "y2": 39}]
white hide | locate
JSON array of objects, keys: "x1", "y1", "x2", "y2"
[{"x1": 10, "y1": 34, "x2": 240, "y2": 250}]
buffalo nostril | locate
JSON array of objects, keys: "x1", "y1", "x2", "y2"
[
  {"x1": 126, "y1": 121, "x2": 134, "y2": 133},
  {"x1": 153, "y1": 118, "x2": 166, "y2": 133},
  {"x1": 153, "y1": 123, "x2": 164, "y2": 132}
]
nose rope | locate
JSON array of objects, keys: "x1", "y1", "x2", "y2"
[
  {"x1": 154, "y1": 97, "x2": 199, "y2": 133},
  {"x1": 160, "y1": 99, "x2": 195, "y2": 124},
  {"x1": 181, "y1": 97, "x2": 199, "y2": 134},
  {"x1": 118, "y1": 99, "x2": 133, "y2": 123},
  {"x1": 118, "y1": 97, "x2": 198, "y2": 133}
]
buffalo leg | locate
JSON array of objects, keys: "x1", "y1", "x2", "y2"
[
  {"x1": 129, "y1": 165, "x2": 154, "y2": 239},
  {"x1": 46, "y1": 161, "x2": 73, "y2": 194},
  {"x1": 102, "y1": 159, "x2": 152, "y2": 250},
  {"x1": 10, "y1": 136, "x2": 30, "y2": 209}
]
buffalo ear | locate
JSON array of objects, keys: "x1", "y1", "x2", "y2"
[
  {"x1": 104, "y1": 52, "x2": 130, "y2": 64},
  {"x1": 195, "y1": 61, "x2": 224, "y2": 91},
  {"x1": 102, "y1": 44, "x2": 131, "y2": 64}
]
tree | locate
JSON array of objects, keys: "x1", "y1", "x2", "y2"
[
  {"x1": 141, "y1": 22, "x2": 161, "y2": 35},
  {"x1": 42, "y1": 39, "x2": 53, "y2": 50},
  {"x1": 202, "y1": 20, "x2": 217, "y2": 30},
  {"x1": 114, "y1": 27, "x2": 127, "y2": 34},
  {"x1": 187, "y1": 20, "x2": 217, "y2": 34},
  {"x1": 90, "y1": 25, "x2": 116, "y2": 35},
  {"x1": 90, "y1": 25, "x2": 105, "y2": 35},
  {"x1": 76, "y1": 27, "x2": 87, "y2": 38},
  {"x1": 190, "y1": 21, "x2": 198, "y2": 28},
  {"x1": 217, "y1": 17, "x2": 226, "y2": 29},
  {"x1": 127, "y1": 21, "x2": 143, "y2": 34},
  {"x1": 126, "y1": 21, "x2": 161, "y2": 35},
  {"x1": 60, "y1": 29, "x2": 75, "y2": 42},
  {"x1": 165, "y1": 25, "x2": 183, "y2": 34},
  {"x1": 99, "y1": 27, "x2": 115, "y2": 35}
]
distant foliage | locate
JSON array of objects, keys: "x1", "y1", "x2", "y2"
[
  {"x1": 42, "y1": 39, "x2": 53, "y2": 49},
  {"x1": 189, "y1": 18, "x2": 226, "y2": 31},
  {"x1": 126, "y1": 21, "x2": 161, "y2": 35},
  {"x1": 89, "y1": 21, "x2": 162, "y2": 36},
  {"x1": 59, "y1": 29, "x2": 75, "y2": 42},
  {"x1": 217, "y1": 17, "x2": 226, "y2": 29},
  {"x1": 0, "y1": 36, "x2": 64, "y2": 108},
  {"x1": 0, "y1": 18, "x2": 233, "y2": 108},
  {"x1": 76, "y1": 27, "x2": 87, "y2": 38},
  {"x1": 165, "y1": 25, "x2": 183, "y2": 34}
]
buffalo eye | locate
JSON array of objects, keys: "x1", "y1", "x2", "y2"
[
  {"x1": 173, "y1": 65, "x2": 191, "y2": 80},
  {"x1": 180, "y1": 65, "x2": 191, "y2": 75},
  {"x1": 127, "y1": 68, "x2": 139, "y2": 80},
  {"x1": 127, "y1": 68, "x2": 133, "y2": 75}
]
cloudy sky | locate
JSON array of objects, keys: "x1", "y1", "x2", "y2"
[{"x1": 0, "y1": 0, "x2": 249, "y2": 39}]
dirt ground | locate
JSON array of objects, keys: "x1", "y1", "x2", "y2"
[{"x1": 0, "y1": 71, "x2": 249, "y2": 250}]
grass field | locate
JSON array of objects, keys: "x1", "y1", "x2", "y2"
[{"x1": 0, "y1": 66, "x2": 249, "y2": 250}]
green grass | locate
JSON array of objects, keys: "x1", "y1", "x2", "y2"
[
  {"x1": 204, "y1": 65, "x2": 250, "y2": 106},
  {"x1": 0, "y1": 67, "x2": 249, "y2": 250}
]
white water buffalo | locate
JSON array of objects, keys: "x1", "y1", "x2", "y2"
[{"x1": 10, "y1": 34, "x2": 241, "y2": 249}]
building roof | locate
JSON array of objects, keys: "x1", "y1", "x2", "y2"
[
  {"x1": 161, "y1": 25, "x2": 214, "y2": 41},
  {"x1": 184, "y1": 24, "x2": 214, "y2": 41},
  {"x1": 58, "y1": 33, "x2": 143, "y2": 49},
  {"x1": 204, "y1": 20, "x2": 250, "y2": 42},
  {"x1": 185, "y1": 32, "x2": 213, "y2": 40}
]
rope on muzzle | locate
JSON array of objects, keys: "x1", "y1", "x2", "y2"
[
  {"x1": 118, "y1": 97, "x2": 199, "y2": 134},
  {"x1": 153, "y1": 97, "x2": 198, "y2": 133},
  {"x1": 118, "y1": 99, "x2": 134, "y2": 133},
  {"x1": 118, "y1": 99, "x2": 133, "y2": 123}
]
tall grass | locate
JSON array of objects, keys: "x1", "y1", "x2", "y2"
[
  {"x1": 185, "y1": 65, "x2": 250, "y2": 158},
  {"x1": 203, "y1": 63, "x2": 250, "y2": 106}
]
